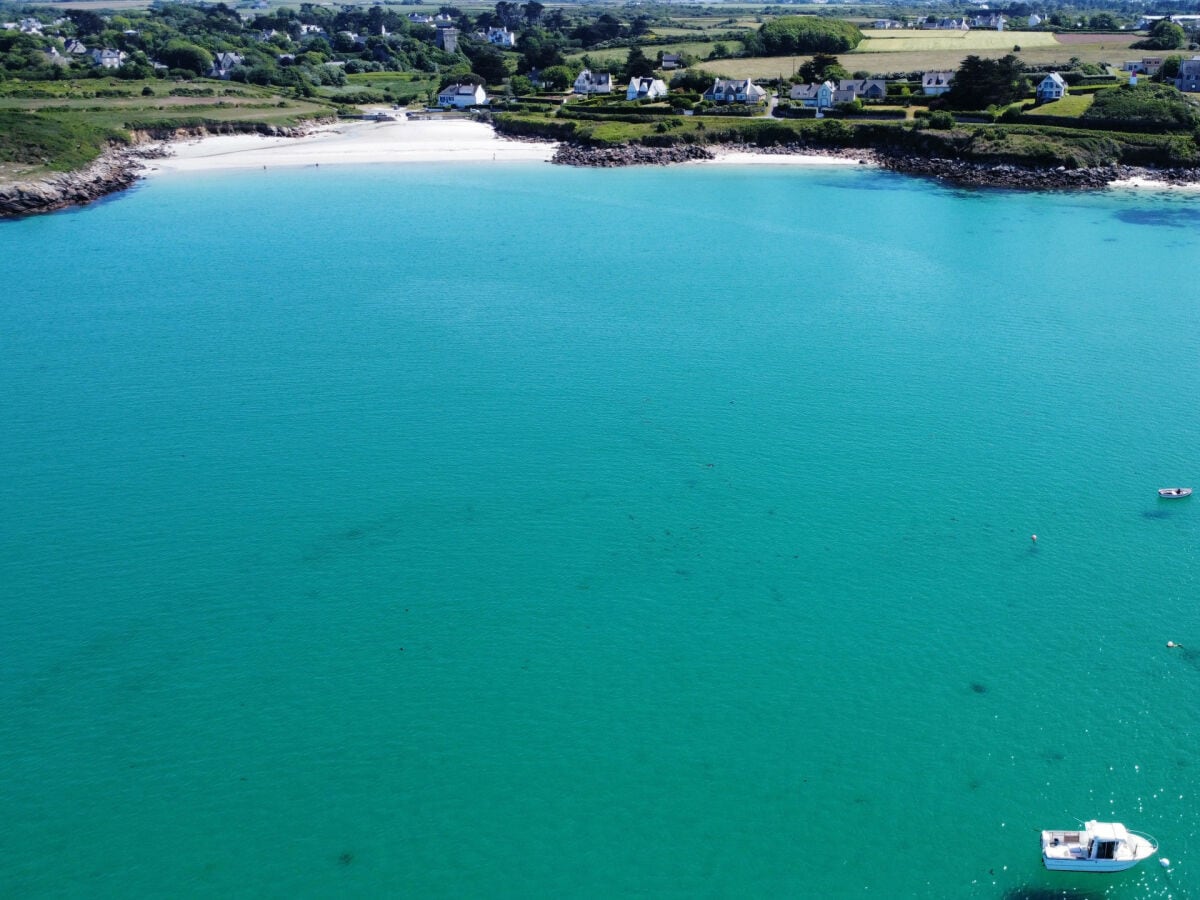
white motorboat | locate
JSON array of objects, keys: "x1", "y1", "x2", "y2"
[
  {"x1": 1158, "y1": 487, "x2": 1192, "y2": 498},
  {"x1": 1042, "y1": 821, "x2": 1158, "y2": 872}
]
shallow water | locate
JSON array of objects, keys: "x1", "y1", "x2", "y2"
[{"x1": 2, "y1": 164, "x2": 1198, "y2": 897}]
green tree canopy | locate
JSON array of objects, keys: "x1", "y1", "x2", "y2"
[
  {"x1": 624, "y1": 46, "x2": 654, "y2": 79},
  {"x1": 797, "y1": 53, "x2": 842, "y2": 83},
  {"x1": 758, "y1": 16, "x2": 863, "y2": 55},
  {"x1": 159, "y1": 39, "x2": 213, "y2": 76},
  {"x1": 944, "y1": 54, "x2": 1028, "y2": 110},
  {"x1": 1133, "y1": 19, "x2": 1186, "y2": 50}
]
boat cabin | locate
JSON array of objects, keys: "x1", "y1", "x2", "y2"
[{"x1": 1042, "y1": 820, "x2": 1156, "y2": 872}]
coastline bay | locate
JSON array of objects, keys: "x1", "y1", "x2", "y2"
[{"x1": 2, "y1": 164, "x2": 1199, "y2": 897}]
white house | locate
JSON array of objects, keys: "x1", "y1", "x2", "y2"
[
  {"x1": 626, "y1": 76, "x2": 667, "y2": 101},
  {"x1": 437, "y1": 83, "x2": 488, "y2": 107},
  {"x1": 486, "y1": 26, "x2": 516, "y2": 47},
  {"x1": 1036, "y1": 72, "x2": 1067, "y2": 102},
  {"x1": 1178, "y1": 56, "x2": 1200, "y2": 92},
  {"x1": 210, "y1": 52, "x2": 244, "y2": 78},
  {"x1": 660, "y1": 53, "x2": 682, "y2": 70},
  {"x1": 703, "y1": 78, "x2": 766, "y2": 104},
  {"x1": 90, "y1": 48, "x2": 126, "y2": 69},
  {"x1": 574, "y1": 69, "x2": 613, "y2": 94},
  {"x1": 1027, "y1": 13, "x2": 1042, "y2": 26},
  {"x1": 790, "y1": 81, "x2": 835, "y2": 109},
  {"x1": 922, "y1": 71, "x2": 954, "y2": 96}
]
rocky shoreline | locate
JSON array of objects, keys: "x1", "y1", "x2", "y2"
[
  {"x1": 549, "y1": 139, "x2": 1200, "y2": 191},
  {"x1": 552, "y1": 143, "x2": 715, "y2": 166},
  {"x1": 0, "y1": 146, "x2": 147, "y2": 218},
  {"x1": 0, "y1": 121, "x2": 327, "y2": 219},
  {"x1": 5, "y1": 125, "x2": 1198, "y2": 218}
]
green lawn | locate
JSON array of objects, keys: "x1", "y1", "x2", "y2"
[{"x1": 1024, "y1": 93, "x2": 1095, "y2": 116}]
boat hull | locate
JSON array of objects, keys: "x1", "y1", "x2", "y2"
[
  {"x1": 1158, "y1": 488, "x2": 1192, "y2": 498},
  {"x1": 1042, "y1": 857, "x2": 1142, "y2": 873}
]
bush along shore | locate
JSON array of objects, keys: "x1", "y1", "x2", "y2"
[
  {"x1": 0, "y1": 117, "x2": 331, "y2": 219},
  {"x1": 496, "y1": 113, "x2": 1200, "y2": 191}
]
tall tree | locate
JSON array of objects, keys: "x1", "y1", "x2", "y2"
[{"x1": 624, "y1": 46, "x2": 654, "y2": 79}]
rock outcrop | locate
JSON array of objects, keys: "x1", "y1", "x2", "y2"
[
  {"x1": 0, "y1": 148, "x2": 144, "y2": 218},
  {"x1": 0, "y1": 119, "x2": 333, "y2": 219},
  {"x1": 552, "y1": 143, "x2": 715, "y2": 166}
]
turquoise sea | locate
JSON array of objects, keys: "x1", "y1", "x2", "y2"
[{"x1": 2, "y1": 161, "x2": 1200, "y2": 898}]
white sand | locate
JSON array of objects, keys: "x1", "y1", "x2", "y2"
[
  {"x1": 147, "y1": 115, "x2": 885, "y2": 175},
  {"x1": 699, "y1": 149, "x2": 870, "y2": 167},
  {"x1": 148, "y1": 116, "x2": 556, "y2": 174}
]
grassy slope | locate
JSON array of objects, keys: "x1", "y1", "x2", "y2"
[{"x1": 0, "y1": 79, "x2": 335, "y2": 179}]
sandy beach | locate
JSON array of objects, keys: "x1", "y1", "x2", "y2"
[
  {"x1": 142, "y1": 115, "x2": 1200, "y2": 191},
  {"x1": 148, "y1": 115, "x2": 557, "y2": 174},
  {"x1": 147, "y1": 115, "x2": 882, "y2": 175}
]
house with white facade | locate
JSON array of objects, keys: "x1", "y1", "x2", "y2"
[
  {"x1": 90, "y1": 48, "x2": 126, "y2": 69},
  {"x1": 64, "y1": 39, "x2": 88, "y2": 55},
  {"x1": 574, "y1": 69, "x2": 613, "y2": 94},
  {"x1": 922, "y1": 71, "x2": 954, "y2": 96},
  {"x1": 626, "y1": 76, "x2": 667, "y2": 101},
  {"x1": 437, "y1": 83, "x2": 487, "y2": 107},
  {"x1": 660, "y1": 53, "x2": 682, "y2": 70},
  {"x1": 703, "y1": 78, "x2": 766, "y2": 104},
  {"x1": 790, "y1": 81, "x2": 835, "y2": 109},
  {"x1": 1035, "y1": 72, "x2": 1067, "y2": 102}
]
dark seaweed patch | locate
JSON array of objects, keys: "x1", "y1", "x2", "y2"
[
  {"x1": 1141, "y1": 509, "x2": 1171, "y2": 519},
  {"x1": 970, "y1": 682, "x2": 988, "y2": 694},
  {"x1": 1115, "y1": 207, "x2": 1200, "y2": 228},
  {"x1": 1003, "y1": 888, "x2": 1104, "y2": 900},
  {"x1": 338, "y1": 851, "x2": 354, "y2": 866}
]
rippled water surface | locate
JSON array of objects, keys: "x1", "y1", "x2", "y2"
[{"x1": 2, "y1": 165, "x2": 1199, "y2": 897}]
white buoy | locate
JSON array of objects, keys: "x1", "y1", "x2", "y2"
[
  {"x1": 1160, "y1": 857, "x2": 1170, "y2": 868},
  {"x1": 1167, "y1": 641, "x2": 1179, "y2": 649},
  {"x1": 1031, "y1": 534, "x2": 1038, "y2": 542}
]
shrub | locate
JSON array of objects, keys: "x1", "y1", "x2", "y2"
[
  {"x1": 925, "y1": 110, "x2": 955, "y2": 129},
  {"x1": 758, "y1": 16, "x2": 863, "y2": 55}
]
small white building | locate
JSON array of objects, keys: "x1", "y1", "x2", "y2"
[
  {"x1": 1036, "y1": 72, "x2": 1067, "y2": 102},
  {"x1": 437, "y1": 83, "x2": 488, "y2": 107},
  {"x1": 574, "y1": 69, "x2": 613, "y2": 94},
  {"x1": 626, "y1": 76, "x2": 667, "y2": 101},
  {"x1": 922, "y1": 71, "x2": 954, "y2": 96}
]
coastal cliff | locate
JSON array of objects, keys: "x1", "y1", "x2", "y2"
[{"x1": 0, "y1": 120, "x2": 330, "y2": 219}]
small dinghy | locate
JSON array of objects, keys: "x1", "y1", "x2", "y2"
[
  {"x1": 1158, "y1": 487, "x2": 1192, "y2": 498},
  {"x1": 1042, "y1": 821, "x2": 1158, "y2": 872}
]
